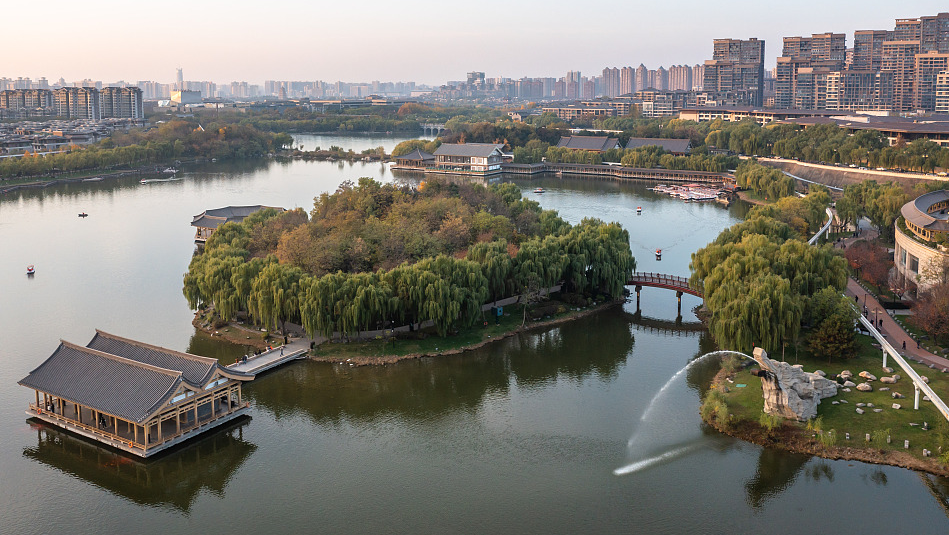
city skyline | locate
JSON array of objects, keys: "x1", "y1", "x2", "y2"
[{"x1": 6, "y1": 1, "x2": 948, "y2": 86}]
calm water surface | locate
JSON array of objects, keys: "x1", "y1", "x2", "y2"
[{"x1": 2, "y1": 135, "x2": 948, "y2": 534}]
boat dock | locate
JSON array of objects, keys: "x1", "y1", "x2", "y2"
[{"x1": 226, "y1": 342, "x2": 308, "y2": 375}]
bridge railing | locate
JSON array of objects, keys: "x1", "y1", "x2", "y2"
[{"x1": 629, "y1": 272, "x2": 703, "y2": 294}]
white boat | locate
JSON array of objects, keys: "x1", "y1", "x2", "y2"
[
  {"x1": 26, "y1": 264, "x2": 35, "y2": 275},
  {"x1": 82, "y1": 176, "x2": 103, "y2": 182},
  {"x1": 534, "y1": 187, "x2": 545, "y2": 194},
  {"x1": 162, "y1": 167, "x2": 177, "y2": 174}
]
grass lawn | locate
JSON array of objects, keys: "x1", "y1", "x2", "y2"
[
  {"x1": 315, "y1": 301, "x2": 592, "y2": 361},
  {"x1": 718, "y1": 333, "x2": 949, "y2": 460},
  {"x1": 899, "y1": 315, "x2": 947, "y2": 357}
]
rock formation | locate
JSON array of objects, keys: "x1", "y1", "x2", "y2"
[{"x1": 752, "y1": 347, "x2": 839, "y2": 421}]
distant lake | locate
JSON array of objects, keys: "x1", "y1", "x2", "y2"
[{"x1": 1, "y1": 137, "x2": 948, "y2": 534}]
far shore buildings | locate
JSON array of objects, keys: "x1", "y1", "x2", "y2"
[
  {"x1": 18, "y1": 330, "x2": 255, "y2": 458},
  {"x1": 0, "y1": 87, "x2": 144, "y2": 120},
  {"x1": 895, "y1": 190, "x2": 949, "y2": 292}
]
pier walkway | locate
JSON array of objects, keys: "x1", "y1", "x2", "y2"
[{"x1": 227, "y1": 343, "x2": 308, "y2": 375}]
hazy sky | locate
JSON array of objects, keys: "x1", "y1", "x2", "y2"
[{"x1": 7, "y1": 1, "x2": 948, "y2": 85}]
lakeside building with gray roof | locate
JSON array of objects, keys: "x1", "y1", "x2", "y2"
[{"x1": 19, "y1": 330, "x2": 255, "y2": 457}]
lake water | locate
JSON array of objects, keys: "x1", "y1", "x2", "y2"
[{"x1": 2, "y1": 135, "x2": 948, "y2": 534}]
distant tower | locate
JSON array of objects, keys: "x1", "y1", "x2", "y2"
[{"x1": 176, "y1": 67, "x2": 184, "y2": 91}]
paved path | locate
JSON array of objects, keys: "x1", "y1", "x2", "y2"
[
  {"x1": 827, "y1": 214, "x2": 949, "y2": 369},
  {"x1": 845, "y1": 278, "x2": 949, "y2": 370}
]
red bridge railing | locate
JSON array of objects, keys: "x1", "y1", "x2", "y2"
[{"x1": 627, "y1": 272, "x2": 703, "y2": 297}]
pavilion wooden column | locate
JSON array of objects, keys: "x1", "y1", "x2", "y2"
[{"x1": 176, "y1": 407, "x2": 181, "y2": 434}]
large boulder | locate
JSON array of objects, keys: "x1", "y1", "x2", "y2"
[{"x1": 752, "y1": 348, "x2": 838, "y2": 421}]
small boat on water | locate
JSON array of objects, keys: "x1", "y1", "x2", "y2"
[
  {"x1": 636, "y1": 206, "x2": 642, "y2": 214},
  {"x1": 27, "y1": 265, "x2": 35, "y2": 275},
  {"x1": 162, "y1": 167, "x2": 177, "y2": 174},
  {"x1": 534, "y1": 187, "x2": 545, "y2": 194},
  {"x1": 655, "y1": 249, "x2": 662, "y2": 260},
  {"x1": 82, "y1": 177, "x2": 103, "y2": 182},
  {"x1": 78, "y1": 212, "x2": 88, "y2": 217}
]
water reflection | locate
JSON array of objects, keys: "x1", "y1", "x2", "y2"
[
  {"x1": 23, "y1": 419, "x2": 256, "y2": 513},
  {"x1": 744, "y1": 448, "x2": 812, "y2": 509},
  {"x1": 922, "y1": 473, "x2": 949, "y2": 517},
  {"x1": 187, "y1": 329, "x2": 256, "y2": 365},
  {"x1": 247, "y1": 308, "x2": 634, "y2": 424},
  {"x1": 631, "y1": 311, "x2": 706, "y2": 335}
]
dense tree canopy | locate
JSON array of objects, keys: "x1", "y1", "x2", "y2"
[
  {"x1": 184, "y1": 178, "x2": 635, "y2": 339},
  {"x1": 691, "y1": 212, "x2": 848, "y2": 355}
]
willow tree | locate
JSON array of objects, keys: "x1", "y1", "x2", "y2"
[
  {"x1": 249, "y1": 263, "x2": 306, "y2": 336},
  {"x1": 467, "y1": 240, "x2": 512, "y2": 305},
  {"x1": 707, "y1": 273, "x2": 803, "y2": 354}
]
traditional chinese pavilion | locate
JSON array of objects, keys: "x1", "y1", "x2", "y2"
[{"x1": 18, "y1": 330, "x2": 255, "y2": 458}]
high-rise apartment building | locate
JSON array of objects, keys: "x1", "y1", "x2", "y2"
[
  {"x1": 635, "y1": 64, "x2": 648, "y2": 93},
  {"x1": 620, "y1": 66, "x2": 635, "y2": 96},
  {"x1": 655, "y1": 67, "x2": 669, "y2": 91},
  {"x1": 99, "y1": 87, "x2": 144, "y2": 119},
  {"x1": 53, "y1": 87, "x2": 100, "y2": 119},
  {"x1": 852, "y1": 30, "x2": 892, "y2": 71},
  {"x1": 703, "y1": 37, "x2": 765, "y2": 106},
  {"x1": 936, "y1": 71, "x2": 949, "y2": 112},
  {"x1": 920, "y1": 12, "x2": 949, "y2": 53},
  {"x1": 914, "y1": 52, "x2": 949, "y2": 110},
  {"x1": 775, "y1": 33, "x2": 847, "y2": 109},
  {"x1": 691, "y1": 64, "x2": 705, "y2": 90},
  {"x1": 825, "y1": 70, "x2": 894, "y2": 111},
  {"x1": 882, "y1": 39, "x2": 921, "y2": 111},
  {"x1": 668, "y1": 65, "x2": 693, "y2": 91},
  {"x1": 602, "y1": 67, "x2": 620, "y2": 98}
]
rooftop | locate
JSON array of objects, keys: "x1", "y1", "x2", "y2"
[
  {"x1": 19, "y1": 332, "x2": 253, "y2": 423},
  {"x1": 902, "y1": 190, "x2": 949, "y2": 234},
  {"x1": 556, "y1": 136, "x2": 620, "y2": 152},
  {"x1": 191, "y1": 205, "x2": 282, "y2": 230},
  {"x1": 625, "y1": 137, "x2": 692, "y2": 153},
  {"x1": 433, "y1": 143, "x2": 504, "y2": 158}
]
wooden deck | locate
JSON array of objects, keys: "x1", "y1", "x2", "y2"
[{"x1": 27, "y1": 401, "x2": 250, "y2": 458}]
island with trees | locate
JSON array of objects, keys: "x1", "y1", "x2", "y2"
[{"x1": 182, "y1": 177, "x2": 635, "y2": 359}]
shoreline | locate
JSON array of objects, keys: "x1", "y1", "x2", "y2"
[
  {"x1": 704, "y1": 367, "x2": 949, "y2": 477},
  {"x1": 309, "y1": 301, "x2": 623, "y2": 366}
]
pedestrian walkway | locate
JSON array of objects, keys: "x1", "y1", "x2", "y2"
[
  {"x1": 845, "y1": 278, "x2": 949, "y2": 370},
  {"x1": 226, "y1": 340, "x2": 308, "y2": 375}
]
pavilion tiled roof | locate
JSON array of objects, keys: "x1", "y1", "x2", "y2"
[
  {"x1": 556, "y1": 136, "x2": 620, "y2": 152},
  {"x1": 433, "y1": 143, "x2": 504, "y2": 157},
  {"x1": 87, "y1": 330, "x2": 218, "y2": 387},
  {"x1": 19, "y1": 341, "x2": 182, "y2": 423},
  {"x1": 190, "y1": 205, "x2": 282, "y2": 230},
  {"x1": 396, "y1": 148, "x2": 434, "y2": 161},
  {"x1": 625, "y1": 138, "x2": 692, "y2": 154}
]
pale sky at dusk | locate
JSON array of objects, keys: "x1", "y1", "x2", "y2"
[{"x1": 6, "y1": 1, "x2": 948, "y2": 85}]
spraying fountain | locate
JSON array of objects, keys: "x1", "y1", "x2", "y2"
[{"x1": 614, "y1": 347, "x2": 838, "y2": 476}]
